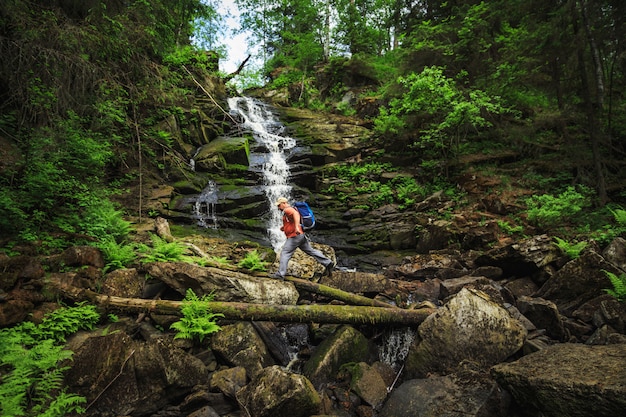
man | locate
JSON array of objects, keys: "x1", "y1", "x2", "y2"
[{"x1": 271, "y1": 197, "x2": 335, "y2": 280}]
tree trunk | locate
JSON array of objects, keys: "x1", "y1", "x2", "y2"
[
  {"x1": 49, "y1": 279, "x2": 435, "y2": 326},
  {"x1": 286, "y1": 276, "x2": 396, "y2": 309}
]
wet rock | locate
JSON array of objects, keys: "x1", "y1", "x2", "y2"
[
  {"x1": 492, "y1": 343, "x2": 626, "y2": 417},
  {"x1": 237, "y1": 365, "x2": 321, "y2": 417},
  {"x1": 380, "y1": 373, "x2": 510, "y2": 417},
  {"x1": 194, "y1": 136, "x2": 250, "y2": 172},
  {"x1": 209, "y1": 322, "x2": 274, "y2": 380},
  {"x1": 303, "y1": 325, "x2": 371, "y2": 388},
  {"x1": 144, "y1": 261, "x2": 300, "y2": 304},
  {"x1": 405, "y1": 288, "x2": 527, "y2": 378}
]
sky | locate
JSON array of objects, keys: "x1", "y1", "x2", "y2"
[{"x1": 215, "y1": 0, "x2": 253, "y2": 73}]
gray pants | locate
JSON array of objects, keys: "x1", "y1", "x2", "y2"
[{"x1": 277, "y1": 234, "x2": 331, "y2": 277}]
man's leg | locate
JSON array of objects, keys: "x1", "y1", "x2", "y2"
[
  {"x1": 299, "y1": 235, "x2": 333, "y2": 268},
  {"x1": 277, "y1": 236, "x2": 300, "y2": 277}
]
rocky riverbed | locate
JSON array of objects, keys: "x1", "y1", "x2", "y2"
[{"x1": 2, "y1": 96, "x2": 626, "y2": 417}]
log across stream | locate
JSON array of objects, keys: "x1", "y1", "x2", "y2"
[{"x1": 49, "y1": 275, "x2": 436, "y2": 326}]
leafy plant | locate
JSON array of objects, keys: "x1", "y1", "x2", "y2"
[
  {"x1": 498, "y1": 220, "x2": 524, "y2": 236},
  {"x1": 553, "y1": 237, "x2": 587, "y2": 259},
  {"x1": 138, "y1": 234, "x2": 187, "y2": 263},
  {"x1": 237, "y1": 249, "x2": 268, "y2": 272},
  {"x1": 97, "y1": 238, "x2": 137, "y2": 273},
  {"x1": 525, "y1": 186, "x2": 591, "y2": 228},
  {"x1": 603, "y1": 270, "x2": 626, "y2": 302},
  {"x1": 0, "y1": 303, "x2": 100, "y2": 417},
  {"x1": 170, "y1": 289, "x2": 223, "y2": 343}
]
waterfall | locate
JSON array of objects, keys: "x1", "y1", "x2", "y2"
[
  {"x1": 192, "y1": 180, "x2": 218, "y2": 229},
  {"x1": 379, "y1": 327, "x2": 416, "y2": 371},
  {"x1": 227, "y1": 97, "x2": 296, "y2": 251}
]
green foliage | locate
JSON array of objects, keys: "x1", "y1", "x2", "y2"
[
  {"x1": 170, "y1": 289, "x2": 223, "y2": 343},
  {"x1": 525, "y1": 186, "x2": 591, "y2": 228},
  {"x1": 608, "y1": 206, "x2": 626, "y2": 227},
  {"x1": 82, "y1": 199, "x2": 132, "y2": 243},
  {"x1": 603, "y1": 270, "x2": 626, "y2": 302},
  {"x1": 553, "y1": 237, "x2": 587, "y2": 259},
  {"x1": 97, "y1": 238, "x2": 137, "y2": 273},
  {"x1": 0, "y1": 303, "x2": 100, "y2": 417},
  {"x1": 374, "y1": 66, "x2": 509, "y2": 168},
  {"x1": 237, "y1": 249, "x2": 269, "y2": 272},
  {"x1": 497, "y1": 220, "x2": 524, "y2": 236},
  {"x1": 138, "y1": 234, "x2": 188, "y2": 263}
]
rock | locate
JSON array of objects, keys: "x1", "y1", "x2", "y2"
[
  {"x1": 474, "y1": 234, "x2": 558, "y2": 278},
  {"x1": 101, "y1": 268, "x2": 143, "y2": 298},
  {"x1": 194, "y1": 135, "x2": 250, "y2": 172},
  {"x1": 405, "y1": 288, "x2": 527, "y2": 378},
  {"x1": 47, "y1": 245, "x2": 105, "y2": 270},
  {"x1": 209, "y1": 322, "x2": 274, "y2": 380},
  {"x1": 144, "y1": 261, "x2": 300, "y2": 304},
  {"x1": 380, "y1": 373, "x2": 510, "y2": 417},
  {"x1": 303, "y1": 325, "x2": 371, "y2": 388},
  {"x1": 318, "y1": 270, "x2": 388, "y2": 294},
  {"x1": 602, "y1": 237, "x2": 626, "y2": 272},
  {"x1": 491, "y1": 343, "x2": 626, "y2": 417},
  {"x1": 389, "y1": 252, "x2": 468, "y2": 281},
  {"x1": 534, "y1": 250, "x2": 620, "y2": 315},
  {"x1": 64, "y1": 332, "x2": 208, "y2": 417},
  {"x1": 237, "y1": 365, "x2": 321, "y2": 417},
  {"x1": 439, "y1": 275, "x2": 492, "y2": 299},
  {"x1": 516, "y1": 296, "x2": 568, "y2": 341},
  {"x1": 209, "y1": 366, "x2": 247, "y2": 397},
  {"x1": 348, "y1": 362, "x2": 388, "y2": 408}
]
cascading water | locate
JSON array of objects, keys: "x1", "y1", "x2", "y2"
[
  {"x1": 192, "y1": 180, "x2": 218, "y2": 229},
  {"x1": 227, "y1": 96, "x2": 296, "y2": 251}
]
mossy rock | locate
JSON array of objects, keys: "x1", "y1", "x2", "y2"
[{"x1": 194, "y1": 136, "x2": 250, "y2": 172}]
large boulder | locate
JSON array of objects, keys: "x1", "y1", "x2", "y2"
[
  {"x1": 380, "y1": 373, "x2": 510, "y2": 417},
  {"x1": 405, "y1": 287, "x2": 527, "y2": 378},
  {"x1": 65, "y1": 331, "x2": 208, "y2": 417},
  {"x1": 491, "y1": 343, "x2": 626, "y2": 417},
  {"x1": 144, "y1": 261, "x2": 300, "y2": 304},
  {"x1": 209, "y1": 321, "x2": 275, "y2": 380},
  {"x1": 237, "y1": 365, "x2": 321, "y2": 417},
  {"x1": 303, "y1": 325, "x2": 371, "y2": 388}
]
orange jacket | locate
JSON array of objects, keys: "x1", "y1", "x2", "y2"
[{"x1": 281, "y1": 206, "x2": 303, "y2": 238}]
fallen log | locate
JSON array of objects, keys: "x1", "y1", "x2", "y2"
[
  {"x1": 286, "y1": 276, "x2": 395, "y2": 309},
  {"x1": 50, "y1": 279, "x2": 435, "y2": 326}
]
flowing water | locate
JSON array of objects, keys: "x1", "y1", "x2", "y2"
[{"x1": 228, "y1": 96, "x2": 296, "y2": 251}]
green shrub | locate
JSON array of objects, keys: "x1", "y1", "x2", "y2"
[
  {"x1": 0, "y1": 303, "x2": 100, "y2": 417},
  {"x1": 170, "y1": 289, "x2": 223, "y2": 343},
  {"x1": 525, "y1": 186, "x2": 591, "y2": 228}
]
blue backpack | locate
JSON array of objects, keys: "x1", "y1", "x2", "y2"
[{"x1": 293, "y1": 201, "x2": 316, "y2": 231}]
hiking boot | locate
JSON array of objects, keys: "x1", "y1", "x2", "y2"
[
  {"x1": 269, "y1": 273, "x2": 284, "y2": 281},
  {"x1": 323, "y1": 262, "x2": 336, "y2": 277}
]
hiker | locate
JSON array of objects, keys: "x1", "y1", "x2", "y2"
[{"x1": 271, "y1": 197, "x2": 335, "y2": 280}]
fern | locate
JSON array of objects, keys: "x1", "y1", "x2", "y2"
[
  {"x1": 0, "y1": 303, "x2": 99, "y2": 417},
  {"x1": 138, "y1": 234, "x2": 187, "y2": 263},
  {"x1": 603, "y1": 270, "x2": 626, "y2": 302},
  {"x1": 170, "y1": 289, "x2": 224, "y2": 343},
  {"x1": 553, "y1": 237, "x2": 587, "y2": 259},
  {"x1": 97, "y1": 237, "x2": 137, "y2": 273},
  {"x1": 237, "y1": 249, "x2": 268, "y2": 271},
  {"x1": 608, "y1": 206, "x2": 626, "y2": 226}
]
